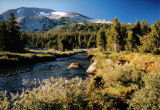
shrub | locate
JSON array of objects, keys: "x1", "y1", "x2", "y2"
[
  {"x1": 128, "y1": 73, "x2": 160, "y2": 110},
  {"x1": 1, "y1": 50, "x2": 159, "y2": 109}
]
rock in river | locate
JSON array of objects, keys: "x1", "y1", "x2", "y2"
[
  {"x1": 67, "y1": 63, "x2": 82, "y2": 69},
  {"x1": 86, "y1": 61, "x2": 97, "y2": 75}
]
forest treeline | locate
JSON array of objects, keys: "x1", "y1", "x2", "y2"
[
  {"x1": 0, "y1": 13, "x2": 160, "y2": 54},
  {"x1": 22, "y1": 17, "x2": 160, "y2": 53}
]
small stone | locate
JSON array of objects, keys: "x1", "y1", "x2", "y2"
[{"x1": 67, "y1": 63, "x2": 82, "y2": 69}]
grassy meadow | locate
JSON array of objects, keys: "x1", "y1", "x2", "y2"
[
  {"x1": 0, "y1": 49, "x2": 84, "y2": 68},
  {"x1": 0, "y1": 49, "x2": 159, "y2": 110}
]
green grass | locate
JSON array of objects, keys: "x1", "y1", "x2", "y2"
[
  {"x1": 0, "y1": 50, "x2": 159, "y2": 110},
  {"x1": 87, "y1": 50, "x2": 160, "y2": 109},
  {"x1": 0, "y1": 51, "x2": 55, "y2": 67},
  {"x1": 0, "y1": 50, "x2": 84, "y2": 67}
]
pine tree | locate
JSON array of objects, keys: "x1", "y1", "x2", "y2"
[
  {"x1": 120, "y1": 23, "x2": 127, "y2": 50},
  {"x1": 60, "y1": 35, "x2": 68, "y2": 52},
  {"x1": 149, "y1": 22, "x2": 160, "y2": 54},
  {"x1": 132, "y1": 20, "x2": 141, "y2": 51},
  {"x1": 0, "y1": 21, "x2": 8, "y2": 50},
  {"x1": 97, "y1": 27, "x2": 106, "y2": 51},
  {"x1": 78, "y1": 34, "x2": 82, "y2": 49},
  {"x1": 87, "y1": 34, "x2": 93, "y2": 48},
  {"x1": 0, "y1": 13, "x2": 23, "y2": 51},
  {"x1": 41, "y1": 42, "x2": 44, "y2": 48},
  {"x1": 105, "y1": 28, "x2": 110, "y2": 50},
  {"x1": 125, "y1": 31, "x2": 134, "y2": 52},
  {"x1": 47, "y1": 40, "x2": 53, "y2": 49},
  {"x1": 107, "y1": 17, "x2": 121, "y2": 52},
  {"x1": 139, "y1": 20, "x2": 160, "y2": 54},
  {"x1": 7, "y1": 12, "x2": 22, "y2": 51},
  {"x1": 141, "y1": 20, "x2": 150, "y2": 35}
]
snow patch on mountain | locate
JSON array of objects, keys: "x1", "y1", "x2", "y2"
[
  {"x1": 17, "y1": 9, "x2": 21, "y2": 14},
  {"x1": 39, "y1": 12, "x2": 51, "y2": 16},
  {"x1": 52, "y1": 12, "x2": 67, "y2": 17},
  {"x1": 90, "y1": 19, "x2": 112, "y2": 24}
]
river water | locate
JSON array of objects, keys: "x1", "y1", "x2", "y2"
[{"x1": 0, "y1": 53, "x2": 90, "y2": 94}]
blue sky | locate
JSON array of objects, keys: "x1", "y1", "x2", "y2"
[{"x1": 0, "y1": 0, "x2": 159, "y2": 24}]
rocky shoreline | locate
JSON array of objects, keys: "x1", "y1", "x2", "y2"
[{"x1": 0, "y1": 51, "x2": 87, "y2": 77}]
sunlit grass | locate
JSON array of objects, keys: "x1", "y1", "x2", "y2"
[
  {"x1": 87, "y1": 50, "x2": 160, "y2": 109},
  {"x1": 0, "y1": 50, "x2": 84, "y2": 67},
  {"x1": 0, "y1": 50, "x2": 159, "y2": 109}
]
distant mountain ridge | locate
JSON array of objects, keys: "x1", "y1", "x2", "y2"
[
  {"x1": 0, "y1": 7, "x2": 54, "y2": 19},
  {"x1": 0, "y1": 7, "x2": 112, "y2": 32}
]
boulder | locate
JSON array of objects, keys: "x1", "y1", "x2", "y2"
[
  {"x1": 86, "y1": 62, "x2": 97, "y2": 75},
  {"x1": 67, "y1": 63, "x2": 82, "y2": 69}
]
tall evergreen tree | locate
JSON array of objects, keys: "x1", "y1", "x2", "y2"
[
  {"x1": 78, "y1": 34, "x2": 82, "y2": 49},
  {"x1": 0, "y1": 13, "x2": 23, "y2": 51},
  {"x1": 97, "y1": 27, "x2": 106, "y2": 51},
  {"x1": 0, "y1": 21, "x2": 8, "y2": 50},
  {"x1": 105, "y1": 28, "x2": 110, "y2": 50},
  {"x1": 132, "y1": 20, "x2": 141, "y2": 50},
  {"x1": 125, "y1": 31, "x2": 134, "y2": 52},
  {"x1": 87, "y1": 34, "x2": 93, "y2": 48},
  {"x1": 139, "y1": 20, "x2": 160, "y2": 54},
  {"x1": 141, "y1": 20, "x2": 150, "y2": 35},
  {"x1": 120, "y1": 23, "x2": 127, "y2": 50},
  {"x1": 7, "y1": 12, "x2": 22, "y2": 51},
  {"x1": 107, "y1": 17, "x2": 121, "y2": 52}
]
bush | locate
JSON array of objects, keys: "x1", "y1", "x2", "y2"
[
  {"x1": 128, "y1": 73, "x2": 160, "y2": 110},
  {"x1": 88, "y1": 50, "x2": 159, "y2": 109},
  {"x1": 0, "y1": 76, "x2": 131, "y2": 110},
  {"x1": 138, "y1": 46, "x2": 150, "y2": 53},
  {"x1": 1, "y1": 51, "x2": 159, "y2": 109}
]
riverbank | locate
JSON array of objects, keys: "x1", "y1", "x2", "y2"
[
  {"x1": 0, "y1": 50, "x2": 86, "y2": 76},
  {"x1": 0, "y1": 53, "x2": 90, "y2": 95},
  {"x1": 0, "y1": 50, "x2": 86, "y2": 67},
  {"x1": 0, "y1": 50, "x2": 159, "y2": 109}
]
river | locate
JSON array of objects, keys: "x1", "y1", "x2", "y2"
[{"x1": 0, "y1": 53, "x2": 90, "y2": 94}]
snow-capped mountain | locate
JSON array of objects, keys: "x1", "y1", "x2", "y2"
[
  {"x1": 17, "y1": 16, "x2": 63, "y2": 32},
  {"x1": 0, "y1": 7, "x2": 54, "y2": 19},
  {"x1": 0, "y1": 7, "x2": 112, "y2": 32},
  {"x1": 48, "y1": 11, "x2": 91, "y2": 21},
  {"x1": 0, "y1": 7, "x2": 91, "y2": 21}
]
